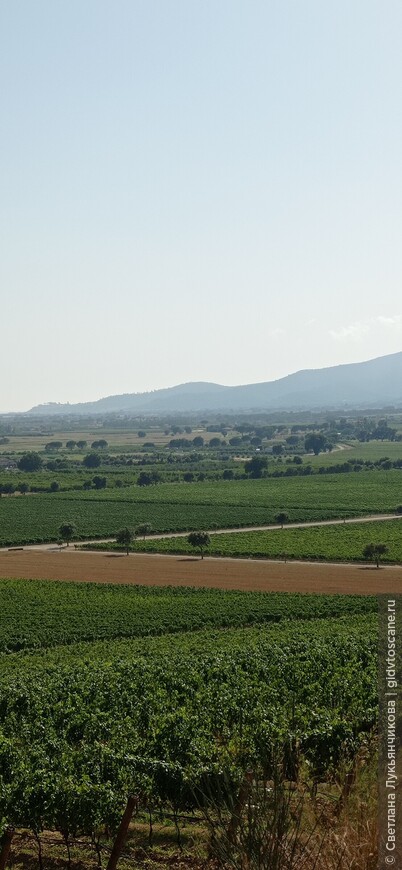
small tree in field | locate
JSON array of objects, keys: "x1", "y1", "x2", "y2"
[
  {"x1": 58, "y1": 523, "x2": 76, "y2": 546},
  {"x1": 17, "y1": 452, "x2": 42, "y2": 472},
  {"x1": 83, "y1": 452, "x2": 101, "y2": 469},
  {"x1": 245, "y1": 456, "x2": 268, "y2": 478},
  {"x1": 275, "y1": 511, "x2": 289, "y2": 528},
  {"x1": 91, "y1": 439, "x2": 108, "y2": 449},
  {"x1": 137, "y1": 472, "x2": 153, "y2": 487},
  {"x1": 304, "y1": 433, "x2": 328, "y2": 455},
  {"x1": 136, "y1": 523, "x2": 153, "y2": 540},
  {"x1": 363, "y1": 542, "x2": 388, "y2": 568},
  {"x1": 187, "y1": 531, "x2": 211, "y2": 560},
  {"x1": 116, "y1": 527, "x2": 135, "y2": 555},
  {"x1": 92, "y1": 475, "x2": 107, "y2": 490}
]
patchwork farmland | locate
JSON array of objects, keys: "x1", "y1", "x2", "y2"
[{"x1": 1, "y1": 416, "x2": 402, "y2": 867}]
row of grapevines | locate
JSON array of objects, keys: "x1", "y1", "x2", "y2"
[
  {"x1": 1, "y1": 469, "x2": 401, "y2": 546},
  {"x1": 0, "y1": 614, "x2": 378, "y2": 839},
  {"x1": 114, "y1": 518, "x2": 402, "y2": 562},
  {"x1": 0, "y1": 579, "x2": 376, "y2": 652}
]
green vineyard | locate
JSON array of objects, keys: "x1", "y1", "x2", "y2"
[
  {"x1": 1, "y1": 469, "x2": 402, "y2": 546},
  {"x1": 0, "y1": 579, "x2": 376, "y2": 652},
  {"x1": 0, "y1": 578, "x2": 378, "y2": 848},
  {"x1": 106, "y1": 518, "x2": 402, "y2": 563}
]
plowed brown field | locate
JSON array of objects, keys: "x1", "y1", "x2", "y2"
[{"x1": 1, "y1": 549, "x2": 402, "y2": 593}]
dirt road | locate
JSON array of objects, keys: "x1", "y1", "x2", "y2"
[
  {"x1": 2, "y1": 512, "x2": 402, "y2": 553},
  {"x1": 1, "y1": 548, "x2": 402, "y2": 594}
]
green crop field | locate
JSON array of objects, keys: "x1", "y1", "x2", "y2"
[
  {"x1": 101, "y1": 518, "x2": 402, "y2": 563},
  {"x1": 308, "y1": 440, "x2": 402, "y2": 466},
  {"x1": 0, "y1": 578, "x2": 376, "y2": 652},
  {"x1": 0, "y1": 577, "x2": 378, "y2": 849},
  {"x1": 1, "y1": 469, "x2": 402, "y2": 546}
]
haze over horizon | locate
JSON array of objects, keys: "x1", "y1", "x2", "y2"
[{"x1": 1, "y1": 1, "x2": 402, "y2": 413}]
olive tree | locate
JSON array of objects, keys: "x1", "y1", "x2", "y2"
[
  {"x1": 363, "y1": 542, "x2": 388, "y2": 568},
  {"x1": 58, "y1": 523, "x2": 76, "y2": 546},
  {"x1": 135, "y1": 523, "x2": 153, "y2": 540},
  {"x1": 187, "y1": 531, "x2": 211, "y2": 560},
  {"x1": 116, "y1": 527, "x2": 135, "y2": 555}
]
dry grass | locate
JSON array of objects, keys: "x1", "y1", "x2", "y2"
[
  {"x1": 0, "y1": 427, "x2": 226, "y2": 453},
  {"x1": 200, "y1": 746, "x2": 378, "y2": 870},
  {"x1": 314, "y1": 760, "x2": 378, "y2": 870},
  {"x1": 5, "y1": 751, "x2": 378, "y2": 870}
]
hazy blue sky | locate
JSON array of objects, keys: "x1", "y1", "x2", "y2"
[{"x1": 1, "y1": 1, "x2": 401, "y2": 412}]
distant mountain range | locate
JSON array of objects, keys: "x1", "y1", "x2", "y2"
[{"x1": 28, "y1": 351, "x2": 402, "y2": 415}]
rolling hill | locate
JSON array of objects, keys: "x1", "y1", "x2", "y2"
[{"x1": 28, "y1": 351, "x2": 402, "y2": 414}]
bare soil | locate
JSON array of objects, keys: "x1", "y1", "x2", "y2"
[{"x1": 1, "y1": 549, "x2": 402, "y2": 593}]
